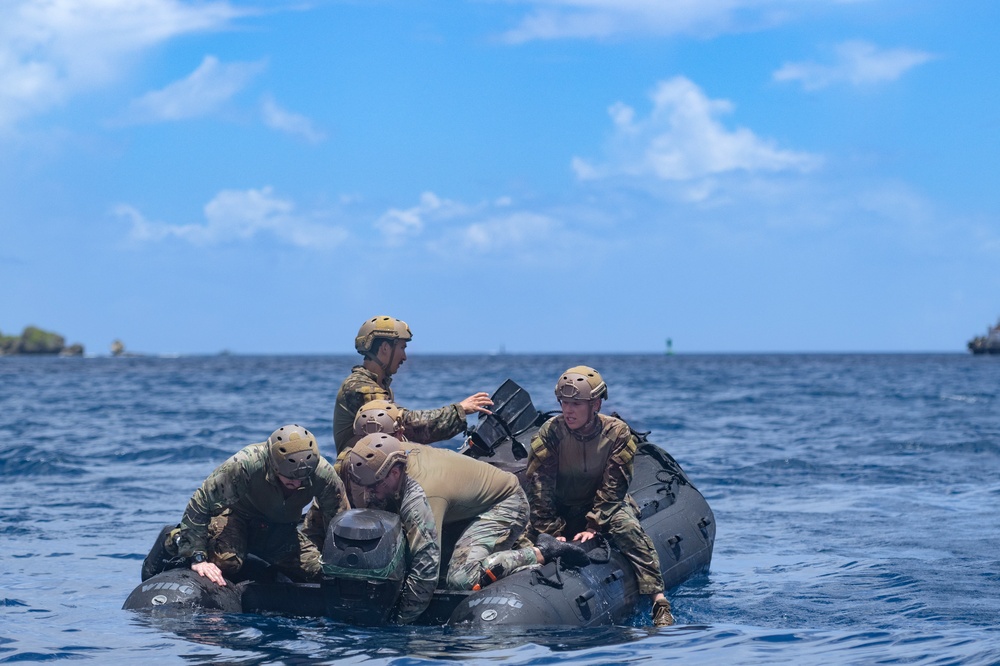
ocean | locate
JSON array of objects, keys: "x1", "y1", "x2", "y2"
[{"x1": 2, "y1": 353, "x2": 999, "y2": 664}]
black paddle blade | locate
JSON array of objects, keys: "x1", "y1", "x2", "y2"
[
  {"x1": 489, "y1": 379, "x2": 538, "y2": 437},
  {"x1": 466, "y1": 379, "x2": 540, "y2": 458}
]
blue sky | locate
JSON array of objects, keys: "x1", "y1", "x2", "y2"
[{"x1": 2, "y1": 0, "x2": 998, "y2": 354}]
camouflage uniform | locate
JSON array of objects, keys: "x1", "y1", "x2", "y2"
[
  {"x1": 332, "y1": 366, "x2": 467, "y2": 453},
  {"x1": 447, "y1": 488, "x2": 537, "y2": 590},
  {"x1": 526, "y1": 413, "x2": 665, "y2": 596},
  {"x1": 173, "y1": 442, "x2": 349, "y2": 582},
  {"x1": 368, "y1": 446, "x2": 536, "y2": 624}
]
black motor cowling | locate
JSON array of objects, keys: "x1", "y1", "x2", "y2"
[{"x1": 320, "y1": 508, "x2": 407, "y2": 625}]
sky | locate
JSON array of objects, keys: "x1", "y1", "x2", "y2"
[{"x1": 2, "y1": 0, "x2": 999, "y2": 355}]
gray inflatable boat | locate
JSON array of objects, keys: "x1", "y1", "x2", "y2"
[{"x1": 124, "y1": 380, "x2": 715, "y2": 626}]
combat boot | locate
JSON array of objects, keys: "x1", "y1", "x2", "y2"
[
  {"x1": 652, "y1": 597, "x2": 675, "y2": 627},
  {"x1": 535, "y1": 533, "x2": 590, "y2": 568},
  {"x1": 473, "y1": 562, "x2": 507, "y2": 591}
]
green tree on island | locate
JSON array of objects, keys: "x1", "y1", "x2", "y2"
[{"x1": 0, "y1": 326, "x2": 84, "y2": 356}]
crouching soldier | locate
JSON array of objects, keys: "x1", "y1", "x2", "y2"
[
  {"x1": 527, "y1": 366, "x2": 676, "y2": 627},
  {"x1": 146, "y1": 424, "x2": 349, "y2": 586},
  {"x1": 345, "y1": 433, "x2": 588, "y2": 624}
]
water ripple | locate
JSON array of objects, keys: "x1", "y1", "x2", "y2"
[{"x1": 2, "y1": 354, "x2": 1000, "y2": 664}]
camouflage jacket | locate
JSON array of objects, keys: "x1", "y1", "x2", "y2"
[
  {"x1": 526, "y1": 414, "x2": 638, "y2": 537},
  {"x1": 392, "y1": 475, "x2": 441, "y2": 625},
  {"x1": 332, "y1": 365, "x2": 467, "y2": 452},
  {"x1": 176, "y1": 442, "x2": 349, "y2": 557}
]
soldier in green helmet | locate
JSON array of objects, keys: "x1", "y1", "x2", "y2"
[
  {"x1": 332, "y1": 315, "x2": 494, "y2": 453},
  {"x1": 145, "y1": 424, "x2": 349, "y2": 586},
  {"x1": 526, "y1": 366, "x2": 676, "y2": 627},
  {"x1": 345, "y1": 433, "x2": 589, "y2": 624}
]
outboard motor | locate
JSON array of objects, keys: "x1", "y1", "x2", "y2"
[{"x1": 321, "y1": 508, "x2": 407, "y2": 625}]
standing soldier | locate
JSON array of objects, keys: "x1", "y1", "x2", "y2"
[
  {"x1": 144, "y1": 425, "x2": 349, "y2": 586},
  {"x1": 345, "y1": 433, "x2": 589, "y2": 624},
  {"x1": 526, "y1": 366, "x2": 676, "y2": 627},
  {"x1": 333, "y1": 315, "x2": 493, "y2": 453}
]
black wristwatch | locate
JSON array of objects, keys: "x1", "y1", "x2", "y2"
[{"x1": 190, "y1": 551, "x2": 207, "y2": 564}]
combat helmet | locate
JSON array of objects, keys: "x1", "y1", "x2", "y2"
[
  {"x1": 347, "y1": 433, "x2": 408, "y2": 487},
  {"x1": 267, "y1": 424, "x2": 319, "y2": 479},
  {"x1": 354, "y1": 400, "x2": 405, "y2": 438},
  {"x1": 555, "y1": 366, "x2": 608, "y2": 402},
  {"x1": 355, "y1": 316, "x2": 412, "y2": 356}
]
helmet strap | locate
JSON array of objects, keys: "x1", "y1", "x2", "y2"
[
  {"x1": 370, "y1": 463, "x2": 405, "y2": 503},
  {"x1": 362, "y1": 340, "x2": 393, "y2": 379},
  {"x1": 569, "y1": 405, "x2": 601, "y2": 439},
  {"x1": 387, "y1": 341, "x2": 404, "y2": 375},
  {"x1": 377, "y1": 340, "x2": 399, "y2": 375}
]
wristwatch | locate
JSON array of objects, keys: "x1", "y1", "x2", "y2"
[{"x1": 190, "y1": 551, "x2": 207, "y2": 564}]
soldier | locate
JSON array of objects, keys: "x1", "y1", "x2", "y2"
[
  {"x1": 338, "y1": 399, "x2": 408, "y2": 465},
  {"x1": 332, "y1": 315, "x2": 493, "y2": 453},
  {"x1": 146, "y1": 425, "x2": 349, "y2": 587},
  {"x1": 526, "y1": 366, "x2": 676, "y2": 627},
  {"x1": 351, "y1": 399, "x2": 406, "y2": 443},
  {"x1": 302, "y1": 400, "x2": 414, "y2": 547},
  {"x1": 345, "y1": 433, "x2": 589, "y2": 624}
]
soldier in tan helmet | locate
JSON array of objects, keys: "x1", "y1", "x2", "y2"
[
  {"x1": 345, "y1": 433, "x2": 590, "y2": 624},
  {"x1": 302, "y1": 400, "x2": 420, "y2": 547},
  {"x1": 526, "y1": 366, "x2": 676, "y2": 627},
  {"x1": 146, "y1": 425, "x2": 349, "y2": 587},
  {"x1": 351, "y1": 398, "x2": 405, "y2": 438},
  {"x1": 332, "y1": 315, "x2": 493, "y2": 453}
]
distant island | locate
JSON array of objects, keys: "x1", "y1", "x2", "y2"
[{"x1": 0, "y1": 326, "x2": 84, "y2": 356}]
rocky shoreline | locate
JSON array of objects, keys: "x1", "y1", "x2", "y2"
[{"x1": 0, "y1": 326, "x2": 84, "y2": 356}]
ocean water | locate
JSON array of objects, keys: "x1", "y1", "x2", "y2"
[{"x1": 2, "y1": 353, "x2": 999, "y2": 665}]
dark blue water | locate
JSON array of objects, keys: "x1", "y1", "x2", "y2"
[{"x1": 2, "y1": 354, "x2": 999, "y2": 664}]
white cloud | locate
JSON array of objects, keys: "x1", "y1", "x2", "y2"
[
  {"x1": 574, "y1": 76, "x2": 821, "y2": 183},
  {"x1": 118, "y1": 186, "x2": 348, "y2": 249},
  {"x1": 458, "y1": 211, "x2": 559, "y2": 252},
  {"x1": 0, "y1": 0, "x2": 244, "y2": 131},
  {"x1": 856, "y1": 181, "x2": 932, "y2": 225},
  {"x1": 371, "y1": 192, "x2": 565, "y2": 255},
  {"x1": 261, "y1": 95, "x2": 327, "y2": 143},
  {"x1": 500, "y1": 0, "x2": 848, "y2": 43},
  {"x1": 774, "y1": 40, "x2": 937, "y2": 90},
  {"x1": 122, "y1": 56, "x2": 266, "y2": 122},
  {"x1": 373, "y1": 192, "x2": 471, "y2": 245}
]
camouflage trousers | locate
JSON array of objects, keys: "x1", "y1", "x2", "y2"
[
  {"x1": 550, "y1": 498, "x2": 664, "y2": 595},
  {"x1": 206, "y1": 509, "x2": 323, "y2": 582},
  {"x1": 445, "y1": 487, "x2": 538, "y2": 590}
]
